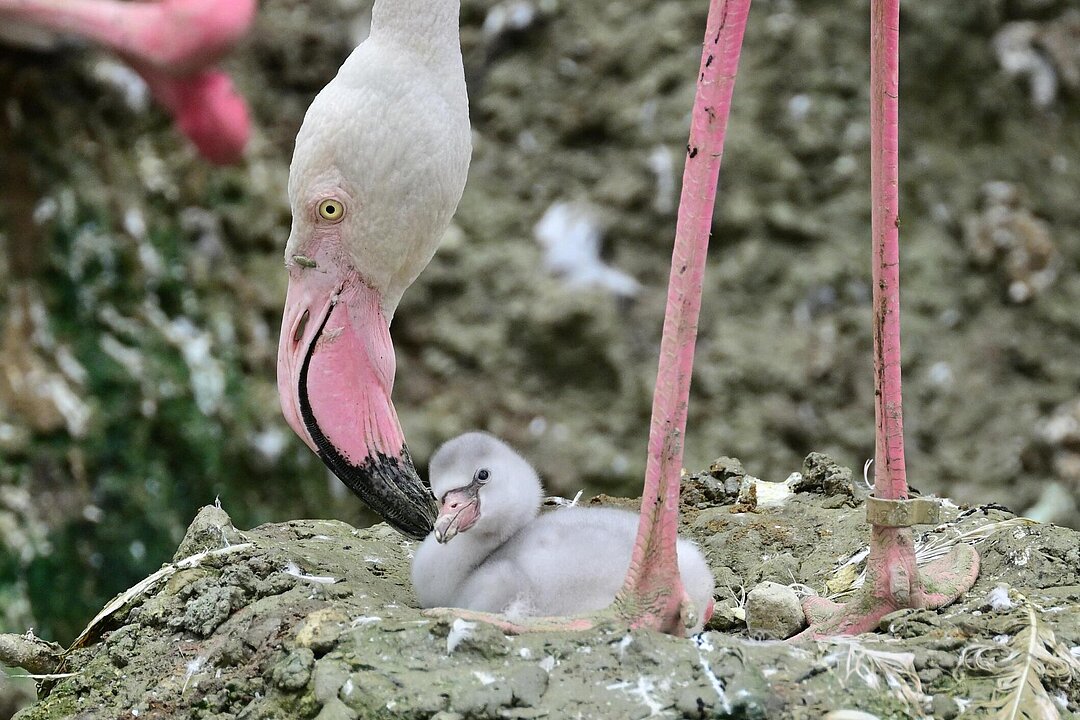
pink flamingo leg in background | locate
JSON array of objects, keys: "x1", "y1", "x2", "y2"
[
  {"x1": 135, "y1": 64, "x2": 250, "y2": 165},
  {"x1": 0, "y1": 0, "x2": 254, "y2": 72},
  {"x1": 0, "y1": 0, "x2": 254, "y2": 164},
  {"x1": 425, "y1": 0, "x2": 751, "y2": 637},
  {"x1": 796, "y1": 0, "x2": 979, "y2": 639}
]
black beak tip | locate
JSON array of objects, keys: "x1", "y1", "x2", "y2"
[
  {"x1": 390, "y1": 494, "x2": 437, "y2": 540},
  {"x1": 314, "y1": 444, "x2": 437, "y2": 540}
]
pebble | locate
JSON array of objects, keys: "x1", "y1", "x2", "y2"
[
  {"x1": 272, "y1": 648, "x2": 315, "y2": 691},
  {"x1": 931, "y1": 693, "x2": 960, "y2": 720},
  {"x1": 294, "y1": 608, "x2": 349, "y2": 654},
  {"x1": 172, "y1": 504, "x2": 245, "y2": 560},
  {"x1": 508, "y1": 664, "x2": 549, "y2": 707},
  {"x1": 314, "y1": 698, "x2": 357, "y2": 720},
  {"x1": 675, "y1": 686, "x2": 715, "y2": 718},
  {"x1": 745, "y1": 581, "x2": 805, "y2": 639},
  {"x1": 312, "y1": 658, "x2": 349, "y2": 704}
]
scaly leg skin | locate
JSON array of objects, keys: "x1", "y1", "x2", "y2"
[
  {"x1": 422, "y1": 0, "x2": 752, "y2": 637},
  {"x1": 606, "y1": 0, "x2": 750, "y2": 638},
  {"x1": 611, "y1": 481, "x2": 697, "y2": 636},
  {"x1": 795, "y1": 526, "x2": 979, "y2": 639}
]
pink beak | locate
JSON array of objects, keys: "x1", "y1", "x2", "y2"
[
  {"x1": 433, "y1": 484, "x2": 482, "y2": 544},
  {"x1": 277, "y1": 250, "x2": 437, "y2": 539}
]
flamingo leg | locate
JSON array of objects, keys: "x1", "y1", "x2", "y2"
[
  {"x1": 794, "y1": 0, "x2": 978, "y2": 640},
  {"x1": 0, "y1": 0, "x2": 254, "y2": 164},
  {"x1": 133, "y1": 63, "x2": 250, "y2": 165},
  {"x1": 0, "y1": 0, "x2": 255, "y2": 73},
  {"x1": 612, "y1": 0, "x2": 750, "y2": 637},
  {"x1": 424, "y1": 0, "x2": 752, "y2": 637}
]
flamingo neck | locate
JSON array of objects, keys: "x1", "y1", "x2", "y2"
[{"x1": 370, "y1": 0, "x2": 461, "y2": 62}]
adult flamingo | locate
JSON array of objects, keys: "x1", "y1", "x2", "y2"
[{"x1": 276, "y1": 0, "x2": 471, "y2": 539}]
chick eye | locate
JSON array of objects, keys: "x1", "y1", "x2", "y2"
[
  {"x1": 318, "y1": 198, "x2": 345, "y2": 222},
  {"x1": 475, "y1": 469, "x2": 490, "y2": 483}
]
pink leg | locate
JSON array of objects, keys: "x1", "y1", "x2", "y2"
[
  {"x1": 795, "y1": 0, "x2": 978, "y2": 640},
  {"x1": 425, "y1": 0, "x2": 752, "y2": 637},
  {"x1": 612, "y1": 0, "x2": 751, "y2": 637},
  {"x1": 135, "y1": 64, "x2": 250, "y2": 164},
  {"x1": 0, "y1": 0, "x2": 254, "y2": 164},
  {"x1": 0, "y1": 0, "x2": 255, "y2": 74}
]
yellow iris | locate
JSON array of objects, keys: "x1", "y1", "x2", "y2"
[{"x1": 318, "y1": 199, "x2": 344, "y2": 221}]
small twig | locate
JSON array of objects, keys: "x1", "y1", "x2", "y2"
[{"x1": 0, "y1": 631, "x2": 64, "y2": 675}]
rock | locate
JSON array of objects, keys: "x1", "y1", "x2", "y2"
[
  {"x1": 172, "y1": 505, "x2": 246, "y2": 561},
  {"x1": 272, "y1": 648, "x2": 315, "y2": 692},
  {"x1": 675, "y1": 686, "x2": 716, "y2": 718},
  {"x1": 707, "y1": 600, "x2": 746, "y2": 632},
  {"x1": 448, "y1": 678, "x2": 513, "y2": 717},
  {"x1": 171, "y1": 584, "x2": 235, "y2": 637},
  {"x1": 314, "y1": 698, "x2": 357, "y2": 720},
  {"x1": 754, "y1": 553, "x2": 800, "y2": 585},
  {"x1": 795, "y1": 453, "x2": 856, "y2": 504},
  {"x1": 312, "y1": 657, "x2": 350, "y2": 704},
  {"x1": 294, "y1": 608, "x2": 349, "y2": 655},
  {"x1": 105, "y1": 625, "x2": 138, "y2": 668},
  {"x1": 507, "y1": 664, "x2": 549, "y2": 707},
  {"x1": 745, "y1": 581, "x2": 805, "y2": 639},
  {"x1": 931, "y1": 693, "x2": 960, "y2": 720},
  {"x1": 732, "y1": 475, "x2": 759, "y2": 512},
  {"x1": 708, "y1": 456, "x2": 746, "y2": 482}
]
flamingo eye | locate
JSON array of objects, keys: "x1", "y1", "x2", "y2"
[
  {"x1": 475, "y1": 469, "x2": 490, "y2": 483},
  {"x1": 318, "y1": 198, "x2": 345, "y2": 222}
]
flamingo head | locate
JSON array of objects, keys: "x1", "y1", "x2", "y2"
[
  {"x1": 275, "y1": 65, "x2": 456, "y2": 539},
  {"x1": 427, "y1": 433, "x2": 543, "y2": 544}
]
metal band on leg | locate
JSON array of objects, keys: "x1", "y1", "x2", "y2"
[{"x1": 865, "y1": 496, "x2": 941, "y2": 527}]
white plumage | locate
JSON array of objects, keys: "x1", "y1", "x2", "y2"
[
  {"x1": 411, "y1": 433, "x2": 715, "y2": 633},
  {"x1": 285, "y1": 0, "x2": 472, "y2": 318}
]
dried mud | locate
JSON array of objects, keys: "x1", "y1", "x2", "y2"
[{"x1": 9, "y1": 458, "x2": 1080, "y2": 719}]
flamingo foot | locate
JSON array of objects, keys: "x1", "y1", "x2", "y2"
[
  {"x1": 612, "y1": 585, "x2": 701, "y2": 636},
  {"x1": 794, "y1": 527, "x2": 979, "y2": 640}
]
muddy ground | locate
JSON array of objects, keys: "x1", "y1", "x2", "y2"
[
  {"x1": 6, "y1": 457, "x2": 1080, "y2": 719},
  {"x1": 2, "y1": 0, "x2": 1080, "y2": 713}
]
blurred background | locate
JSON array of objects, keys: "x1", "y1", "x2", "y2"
[{"x1": 0, "y1": 0, "x2": 1078, "y2": 668}]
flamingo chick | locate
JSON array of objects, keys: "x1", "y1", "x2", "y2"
[
  {"x1": 277, "y1": 0, "x2": 471, "y2": 539},
  {"x1": 411, "y1": 433, "x2": 716, "y2": 633}
]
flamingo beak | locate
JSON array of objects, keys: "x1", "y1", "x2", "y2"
[
  {"x1": 277, "y1": 258, "x2": 437, "y2": 539},
  {"x1": 433, "y1": 484, "x2": 482, "y2": 544}
]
